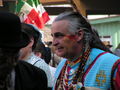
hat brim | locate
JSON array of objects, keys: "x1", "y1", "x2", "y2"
[
  {"x1": 19, "y1": 32, "x2": 30, "y2": 48},
  {"x1": 0, "y1": 32, "x2": 30, "y2": 49}
]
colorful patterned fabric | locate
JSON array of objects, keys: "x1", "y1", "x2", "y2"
[
  {"x1": 83, "y1": 49, "x2": 119, "y2": 89},
  {"x1": 53, "y1": 48, "x2": 120, "y2": 90}
]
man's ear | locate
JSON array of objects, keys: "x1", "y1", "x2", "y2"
[
  {"x1": 76, "y1": 30, "x2": 84, "y2": 42},
  {"x1": 28, "y1": 38, "x2": 34, "y2": 48},
  {"x1": 34, "y1": 52, "x2": 42, "y2": 58}
]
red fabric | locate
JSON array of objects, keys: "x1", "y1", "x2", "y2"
[
  {"x1": 24, "y1": 9, "x2": 44, "y2": 29},
  {"x1": 27, "y1": 9, "x2": 38, "y2": 21},
  {"x1": 42, "y1": 12, "x2": 50, "y2": 24},
  {"x1": 34, "y1": 16, "x2": 44, "y2": 29},
  {"x1": 24, "y1": 17, "x2": 34, "y2": 24},
  {"x1": 114, "y1": 64, "x2": 120, "y2": 90}
]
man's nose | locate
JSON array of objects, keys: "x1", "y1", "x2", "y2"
[{"x1": 52, "y1": 38, "x2": 59, "y2": 46}]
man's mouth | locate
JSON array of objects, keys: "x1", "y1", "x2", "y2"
[{"x1": 56, "y1": 47, "x2": 64, "y2": 51}]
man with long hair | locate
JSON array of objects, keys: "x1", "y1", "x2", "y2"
[{"x1": 51, "y1": 11, "x2": 120, "y2": 90}]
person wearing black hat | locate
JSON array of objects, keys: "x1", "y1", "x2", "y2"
[{"x1": 0, "y1": 11, "x2": 47, "y2": 90}]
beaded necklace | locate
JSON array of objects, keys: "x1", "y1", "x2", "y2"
[{"x1": 55, "y1": 47, "x2": 91, "y2": 90}]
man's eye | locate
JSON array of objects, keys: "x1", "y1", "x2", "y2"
[{"x1": 54, "y1": 33, "x2": 65, "y2": 38}]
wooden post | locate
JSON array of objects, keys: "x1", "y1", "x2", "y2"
[
  {"x1": 70, "y1": 0, "x2": 87, "y2": 17},
  {"x1": 0, "y1": 0, "x2": 3, "y2": 7},
  {"x1": 40, "y1": 0, "x2": 67, "y2": 4}
]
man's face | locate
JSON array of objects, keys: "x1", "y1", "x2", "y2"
[{"x1": 51, "y1": 20, "x2": 79, "y2": 59}]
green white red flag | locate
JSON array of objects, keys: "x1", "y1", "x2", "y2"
[
  {"x1": 34, "y1": 0, "x2": 50, "y2": 24},
  {"x1": 16, "y1": 0, "x2": 50, "y2": 29}
]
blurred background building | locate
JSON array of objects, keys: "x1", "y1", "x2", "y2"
[{"x1": 1, "y1": 0, "x2": 120, "y2": 51}]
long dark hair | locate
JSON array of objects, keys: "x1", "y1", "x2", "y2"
[{"x1": 0, "y1": 48, "x2": 19, "y2": 90}]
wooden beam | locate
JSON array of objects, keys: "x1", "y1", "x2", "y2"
[
  {"x1": 40, "y1": 0, "x2": 68, "y2": 5},
  {"x1": 45, "y1": 7, "x2": 73, "y2": 15},
  {"x1": 70, "y1": 0, "x2": 86, "y2": 16},
  {"x1": 0, "y1": 0, "x2": 3, "y2": 7},
  {"x1": 3, "y1": 0, "x2": 16, "y2": 1},
  {"x1": 87, "y1": 9, "x2": 120, "y2": 15}
]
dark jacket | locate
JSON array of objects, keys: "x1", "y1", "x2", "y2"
[{"x1": 15, "y1": 61, "x2": 48, "y2": 90}]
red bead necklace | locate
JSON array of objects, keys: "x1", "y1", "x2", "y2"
[{"x1": 55, "y1": 47, "x2": 91, "y2": 90}]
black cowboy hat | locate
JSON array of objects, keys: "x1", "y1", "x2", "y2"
[{"x1": 0, "y1": 11, "x2": 30, "y2": 48}]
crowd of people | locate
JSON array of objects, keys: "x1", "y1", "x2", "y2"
[{"x1": 0, "y1": 11, "x2": 120, "y2": 90}]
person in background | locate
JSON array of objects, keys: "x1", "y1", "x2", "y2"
[
  {"x1": 46, "y1": 41, "x2": 63, "y2": 67},
  {"x1": 34, "y1": 40, "x2": 56, "y2": 87},
  {"x1": 103, "y1": 41, "x2": 113, "y2": 50},
  {"x1": 51, "y1": 11, "x2": 120, "y2": 90},
  {"x1": 34, "y1": 40, "x2": 51, "y2": 64},
  {"x1": 19, "y1": 23, "x2": 53, "y2": 89},
  {"x1": 0, "y1": 11, "x2": 47, "y2": 90},
  {"x1": 114, "y1": 43, "x2": 120, "y2": 57}
]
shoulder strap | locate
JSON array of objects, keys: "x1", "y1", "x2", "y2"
[{"x1": 33, "y1": 60, "x2": 41, "y2": 65}]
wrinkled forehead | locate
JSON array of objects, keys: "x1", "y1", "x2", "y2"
[{"x1": 51, "y1": 20, "x2": 71, "y2": 35}]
